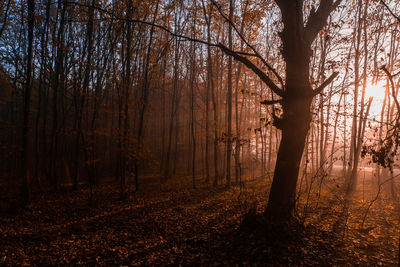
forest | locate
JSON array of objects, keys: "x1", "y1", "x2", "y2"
[{"x1": 1, "y1": 0, "x2": 400, "y2": 265}]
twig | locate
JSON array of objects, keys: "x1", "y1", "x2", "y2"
[{"x1": 360, "y1": 173, "x2": 400, "y2": 229}]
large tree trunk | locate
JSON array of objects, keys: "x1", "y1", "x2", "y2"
[
  {"x1": 265, "y1": 0, "x2": 315, "y2": 220},
  {"x1": 266, "y1": 97, "x2": 312, "y2": 220}
]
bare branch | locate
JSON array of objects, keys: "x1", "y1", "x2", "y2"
[
  {"x1": 393, "y1": 70, "x2": 400, "y2": 78},
  {"x1": 66, "y1": 1, "x2": 218, "y2": 47},
  {"x1": 360, "y1": 174, "x2": 400, "y2": 229},
  {"x1": 381, "y1": 65, "x2": 400, "y2": 112},
  {"x1": 218, "y1": 43, "x2": 284, "y2": 97},
  {"x1": 380, "y1": 0, "x2": 400, "y2": 24},
  {"x1": 210, "y1": 0, "x2": 285, "y2": 89},
  {"x1": 312, "y1": 71, "x2": 339, "y2": 96},
  {"x1": 66, "y1": 1, "x2": 262, "y2": 58}
]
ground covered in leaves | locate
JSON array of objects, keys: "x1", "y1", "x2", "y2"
[{"x1": 0, "y1": 172, "x2": 399, "y2": 265}]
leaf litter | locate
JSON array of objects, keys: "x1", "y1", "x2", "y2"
[{"x1": 0, "y1": 173, "x2": 399, "y2": 265}]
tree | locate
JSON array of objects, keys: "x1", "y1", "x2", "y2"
[
  {"x1": 220, "y1": 0, "x2": 341, "y2": 221},
  {"x1": 135, "y1": 1, "x2": 160, "y2": 192},
  {"x1": 347, "y1": 0, "x2": 370, "y2": 194},
  {"x1": 21, "y1": 0, "x2": 35, "y2": 206},
  {"x1": 225, "y1": 0, "x2": 234, "y2": 187}
]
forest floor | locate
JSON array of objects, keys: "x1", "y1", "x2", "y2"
[{"x1": 0, "y1": 170, "x2": 399, "y2": 265}]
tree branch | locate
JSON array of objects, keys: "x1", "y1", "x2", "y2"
[
  {"x1": 304, "y1": 0, "x2": 342, "y2": 44},
  {"x1": 380, "y1": 0, "x2": 400, "y2": 24},
  {"x1": 210, "y1": 0, "x2": 285, "y2": 89},
  {"x1": 261, "y1": 99, "x2": 283, "y2": 105},
  {"x1": 312, "y1": 71, "x2": 339, "y2": 96},
  {"x1": 218, "y1": 43, "x2": 284, "y2": 97},
  {"x1": 381, "y1": 65, "x2": 400, "y2": 112}
]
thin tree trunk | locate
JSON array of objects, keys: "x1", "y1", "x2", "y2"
[
  {"x1": 226, "y1": 0, "x2": 234, "y2": 187},
  {"x1": 164, "y1": 35, "x2": 180, "y2": 181},
  {"x1": 135, "y1": 2, "x2": 159, "y2": 192},
  {"x1": 50, "y1": 0, "x2": 67, "y2": 190},
  {"x1": 202, "y1": 1, "x2": 218, "y2": 185},
  {"x1": 21, "y1": 0, "x2": 35, "y2": 206},
  {"x1": 190, "y1": 37, "x2": 196, "y2": 189},
  {"x1": 347, "y1": 0, "x2": 369, "y2": 193}
]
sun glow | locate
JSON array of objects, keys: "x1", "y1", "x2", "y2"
[
  {"x1": 365, "y1": 80, "x2": 387, "y2": 101},
  {"x1": 364, "y1": 80, "x2": 388, "y2": 117}
]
